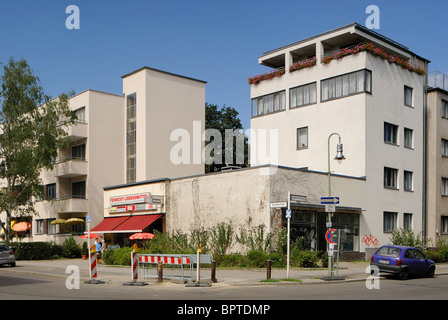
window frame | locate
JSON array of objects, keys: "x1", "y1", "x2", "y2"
[
  {"x1": 404, "y1": 85, "x2": 413, "y2": 107},
  {"x1": 384, "y1": 122, "x2": 399, "y2": 145},
  {"x1": 290, "y1": 82, "x2": 317, "y2": 109},
  {"x1": 383, "y1": 211, "x2": 397, "y2": 233},
  {"x1": 321, "y1": 69, "x2": 372, "y2": 103},
  {"x1": 296, "y1": 127, "x2": 309, "y2": 150},
  {"x1": 404, "y1": 128, "x2": 413, "y2": 149},
  {"x1": 251, "y1": 90, "x2": 286, "y2": 118},
  {"x1": 384, "y1": 167, "x2": 399, "y2": 189},
  {"x1": 404, "y1": 170, "x2": 413, "y2": 192}
]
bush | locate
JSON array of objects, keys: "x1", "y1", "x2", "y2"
[
  {"x1": 389, "y1": 228, "x2": 424, "y2": 250},
  {"x1": 102, "y1": 247, "x2": 133, "y2": 266},
  {"x1": 291, "y1": 249, "x2": 318, "y2": 268},
  {"x1": 246, "y1": 249, "x2": 268, "y2": 268},
  {"x1": 268, "y1": 251, "x2": 286, "y2": 268},
  {"x1": 6, "y1": 242, "x2": 55, "y2": 260},
  {"x1": 219, "y1": 253, "x2": 246, "y2": 268},
  {"x1": 61, "y1": 237, "x2": 81, "y2": 258}
]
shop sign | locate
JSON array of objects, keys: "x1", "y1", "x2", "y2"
[
  {"x1": 109, "y1": 203, "x2": 158, "y2": 213},
  {"x1": 109, "y1": 193, "x2": 151, "y2": 206}
]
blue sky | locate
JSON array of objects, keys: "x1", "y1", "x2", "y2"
[{"x1": 1, "y1": 0, "x2": 447, "y2": 129}]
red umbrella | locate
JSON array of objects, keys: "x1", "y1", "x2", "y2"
[
  {"x1": 80, "y1": 233, "x2": 102, "y2": 239},
  {"x1": 129, "y1": 232, "x2": 154, "y2": 240}
]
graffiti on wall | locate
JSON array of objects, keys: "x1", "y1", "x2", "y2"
[{"x1": 362, "y1": 234, "x2": 379, "y2": 247}]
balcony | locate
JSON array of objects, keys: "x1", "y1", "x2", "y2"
[
  {"x1": 54, "y1": 196, "x2": 88, "y2": 214},
  {"x1": 67, "y1": 121, "x2": 87, "y2": 141},
  {"x1": 54, "y1": 158, "x2": 87, "y2": 178}
]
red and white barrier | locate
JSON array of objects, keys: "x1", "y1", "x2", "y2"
[
  {"x1": 139, "y1": 255, "x2": 190, "y2": 265},
  {"x1": 90, "y1": 253, "x2": 98, "y2": 278},
  {"x1": 132, "y1": 251, "x2": 138, "y2": 280}
]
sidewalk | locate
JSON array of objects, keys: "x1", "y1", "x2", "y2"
[{"x1": 5, "y1": 258, "x2": 448, "y2": 286}]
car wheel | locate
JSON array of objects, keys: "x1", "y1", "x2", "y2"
[
  {"x1": 398, "y1": 268, "x2": 409, "y2": 280},
  {"x1": 10, "y1": 262, "x2": 16, "y2": 267},
  {"x1": 426, "y1": 266, "x2": 435, "y2": 278}
]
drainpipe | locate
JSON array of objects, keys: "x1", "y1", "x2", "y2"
[{"x1": 423, "y1": 60, "x2": 428, "y2": 247}]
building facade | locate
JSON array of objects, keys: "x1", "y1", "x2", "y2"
[
  {"x1": 249, "y1": 23, "x2": 429, "y2": 252},
  {"x1": 426, "y1": 72, "x2": 448, "y2": 244},
  {"x1": 2, "y1": 66, "x2": 206, "y2": 243}
]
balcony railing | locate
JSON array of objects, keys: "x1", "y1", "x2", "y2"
[{"x1": 54, "y1": 158, "x2": 87, "y2": 178}]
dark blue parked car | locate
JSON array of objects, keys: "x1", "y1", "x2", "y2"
[{"x1": 370, "y1": 245, "x2": 435, "y2": 280}]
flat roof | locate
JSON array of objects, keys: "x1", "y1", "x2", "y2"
[
  {"x1": 261, "y1": 22, "x2": 430, "y2": 63},
  {"x1": 121, "y1": 66, "x2": 207, "y2": 84}
]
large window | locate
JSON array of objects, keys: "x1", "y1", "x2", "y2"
[
  {"x1": 384, "y1": 122, "x2": 398, "y2": 145},
  {"x1": 71, "y1": 144, "x2": 85, "y2": 160},
  {"x1": 321, "y1": 69, "x2": 371, "y2": 102},
  {"x1": 72, "y1": 181, "x2": 86, "y2": 199},
  {"x1": 46, "y1": 183, "x2": 56, "y2": 200},
  {"x1": 384, "y1": 167, "x2": 398, "y2": 189},
  {"x1": 384, "y1": 211, "x2": 397, "y2": 233},
  {"x1": 442, "y1": 178, "x2": 448, "y2": 196},
  {"x1": 126, "y1": 93, "x2": 137, "y2": 183},
  {"x1": 290, "y1": 83, "x2": 317, "y2": 109},
  {"x1": 251, "y1": 91, "x2": 286, "y2": 117}
]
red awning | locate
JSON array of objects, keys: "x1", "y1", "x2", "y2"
[
  {"x1": 112, "y1": 214, "x2": 163, "y2": 233},
  {"x1": 91, "y1": 216, "x2": 130, "y2": 233},
  {"x1": 90, "y1": 214, "x2": 163, "y2": 233}
]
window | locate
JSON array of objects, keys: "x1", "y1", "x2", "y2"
[
  {"x1": 127, "y1": 93, "x2": 137, "y2": 183},
  {"x1": 404, "y1": 128, "x2": 413, "y2": 149},
  {"x1": 404, "y1": 213, "x2": 413, "y2": 231},
  {"x1": 442, "y1": 100, "x2": 448, "y2": 118},
  {"x1": 74, "y1": 107, "x2": 86, "y2": 122},
  {"x1": 252, "y1": 91, "x2": 286, "y2": 117},
  {"x1": 384, "y1": 122, "x2": 398, "y2": 145},
  {"x1": 442, "y1": 139, "x2": 448, "y2": 157},
  {"x1": 47, "y1": 219, "x2": 57, "y2": 234},
  {"x1": 384, "y1": 211, "x2": 397, "y2": 232},
  {"x1": 321, "y1": 69, "x2": 371, "y2": 102},
  {"x1": 404, "y1": 86, "x2": 413, "y2": 107},
  {"x1": 384, "y1": 167, "x2": 398, "y2": 189},
  {"x1": 404, "y1": 170, "x2": 413, "y2": 191},
  {"x1": 71, "y1": 144, "x2": 86, "y2": 160},
  {"x1": 46, "y1": 183, "x2": 56, "y2": 200},
  {"x1": 297, "y1": 127, "x2": 308, "y2": 149},
  {"x1": 290, "y1": 83, "x2": 317, "y2": 108},
  {"x1": 442, "y1": 178, "x2": 448, "y2": 196},
  {"x1": 72, "y1": 181, "x2": 86, "y2": 199},
  {"x1": 442, "y1": 216, "x2": 448, "y2": 234},
  {"x1": 36, "y1": 220, "x2": 44, "y2": 234}
]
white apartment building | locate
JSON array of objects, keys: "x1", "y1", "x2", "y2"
[
  {"x1": 3, "y1": 66, "x2": 206, "y2": 244},
  {"x1": 249, "y1": 23, "x2": 429, "y2": 253}
]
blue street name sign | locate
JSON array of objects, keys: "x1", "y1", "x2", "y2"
[{"x1": 320, "y1": 197, "x2": 340, "y2": 205}]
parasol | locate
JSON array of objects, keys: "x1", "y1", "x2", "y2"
[
  {"x1": 51, "y1": 219, "x2": 67, "y2": 225},
  {"x1": 11, "y1": 222, "x2": 31, "y2": 232},
  {"x1": 65, "y1": 218, "x2": 84, "y2": 225},
  {"x1": 80, "y1": 233, "x2": 102, "y2": 239},
  {"x1": 129, "y1": 232, "x2": 154, "y2": 240}
]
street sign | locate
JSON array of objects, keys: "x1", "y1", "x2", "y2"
[
  {"x1": 86, "y1": 215, "x2": 92, "y2": 223},
  {"x1": 325, "y1": 204, "x2": 336, "y2": 213},
  {"x1": 270, "y1": 201, "x2": 287, "y2": 208},
  {"x1": 286, "y1": 209, "x2": 291, "y2": 219},
  {"x1": 325, "y1": 229, "x2": 337, "y2": 244},
  {"x1": 321, "y1": 196, "x2": 340, "y2": 204},
  {"x1": 290, "y1": 194, "x2": 307, "y2": 202}
]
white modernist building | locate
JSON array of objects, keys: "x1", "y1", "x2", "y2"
[{"x1": 249, "y1": 23, "x2": 429, "y2": 253}]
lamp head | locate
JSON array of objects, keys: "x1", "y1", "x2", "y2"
[{"x1": 334, "y1": 143, "x2": 345, "y2": 164}]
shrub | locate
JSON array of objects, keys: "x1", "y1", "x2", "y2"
[
  {"x1": 268, "y1": 251, "x2": 286, "y2": 268},
  {"x1": 389, "y1": 228, "x2": 424, "y2": 250},
  {"x1": 219, "y1": 253, "x2": 246, "y2": 268},
  {"x1": 7, "y1": 242, "x2": 54, "y2": 260},
  {"x1": 291, "y1": 249, "x2": 318, "y2": 268},
  {"x1": 102, "y1": 247, "x2": 133, "y2": 266},
  {"x1": 61, "y1": 237, "x2": 81, "y2": 258},
  {"x1": 246, "y1": 249, "x2": 268, "y2": 268}
]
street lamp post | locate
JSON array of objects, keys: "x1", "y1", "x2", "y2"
[{"x1": 327, "y1": 133, "x2": 345, "y2": 278}]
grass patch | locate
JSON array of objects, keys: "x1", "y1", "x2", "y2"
[{"x1": 260, "y1": 278, "x2": 302, "y2": 283}]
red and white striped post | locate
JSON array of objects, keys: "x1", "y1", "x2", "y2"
[
  {"x1": 122, "y1": 251, "x2": 148, "y2": 286},
  {"x1": 85, "y1": 252, "x2": 105, "y2": 284},
  {"x1": 132, "y1": 251, "x2": 138, "y2": 281}
]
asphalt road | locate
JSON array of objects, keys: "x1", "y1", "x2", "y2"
[{"x1": 1, "y1": 271, "x2": 448, "y2": 301}]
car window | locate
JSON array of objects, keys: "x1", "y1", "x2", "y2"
[
  {"x1": 414, "y1": 249, "x2": 425, "y2": 259},
  {"x1": 405, "y1": 249, "x2": 414, "y2": 258},
  {"x1": 376, "y1": 246, "x2": 401, "y2": 257},
  {"x1": 0, "y1": 245, "x2": 9, "y2": 251}
]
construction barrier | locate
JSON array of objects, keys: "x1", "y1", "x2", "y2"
[
  {"x1": 132, "y1": 253, "x2": 213, "y2": 283},
  {"x1": 85, "y1": 252, "x2": 105, "y2": 284}
]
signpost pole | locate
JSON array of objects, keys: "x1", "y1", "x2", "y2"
[
  {"x1": 286, "y1": 191, "x2": 290, "y2": 279},
  {"x1": 87, "y1": 215, "x2": 92, "y2": 279}
]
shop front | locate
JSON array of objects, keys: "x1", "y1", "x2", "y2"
[
  {"x1": 92, "y1": 191, "x2": 165, "y2": 248},
  {"x1": 282, "y1": 204, "x2": 360, "y2": 253}
]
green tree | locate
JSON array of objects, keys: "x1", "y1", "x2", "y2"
[
  {"x1": 0, "y1": 58, "x2": 76, "y2": 241},
  {"x1": 205, "y1": 103, "x2": 249, "y2": 173}
]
